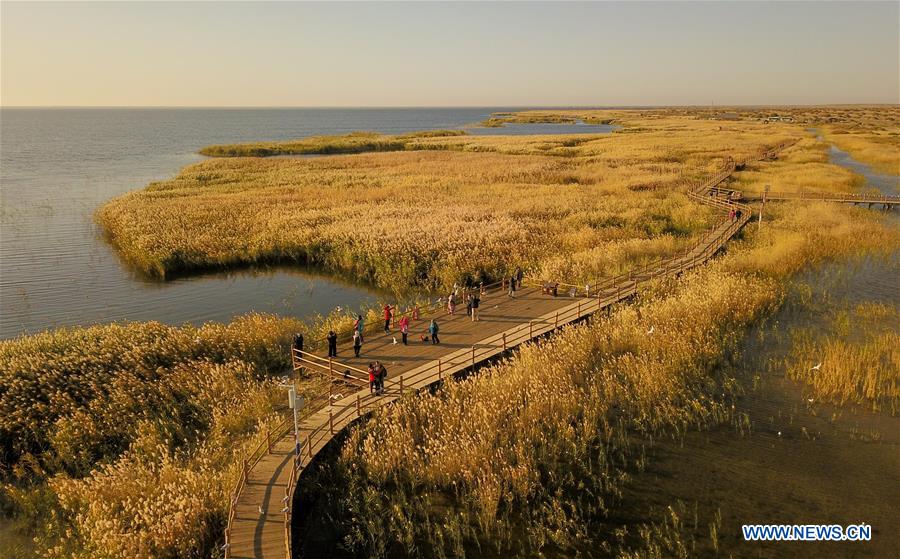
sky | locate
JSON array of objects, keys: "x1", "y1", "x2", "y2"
[{"x1": 1, "y1": 1, "x2": 898, "y2": 107}]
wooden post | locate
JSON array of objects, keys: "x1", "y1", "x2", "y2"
[
  {"x1": 502, "y1": 332, "x2": 507, "y2": 351},
  {"x1": 472, "y1": 345, "x2": 476, "y2": 365},
  {"x1": 438, "y1": 359, "x2": 442, "y2": 379},
  {"x1": 242, "y1": 459, "x2": 249, "y2": 481},
  {"x1": 266, "y1": 430, "x2": 272, "y2": 454},
  {"x1": 356, "y1": 393, "x2": 361, "y2": 415},
  {"x1": 529, "y1": 320, "x2": 533, "y2": 338},
  {"x1": 329, "y1": 410, "x2": 334, "y2": 434},
  {"x1": 400, "y1": 376, "x2": 404, "y2": 394},
  {"x1": 578, "y1": 300, "x2": 582, "y2": 316},
  {"x1": 555, "y1": 311, "x2": 559, "y2": 327},
  {"x1": 306, "y1": 434, "x2": 312, "y2": 458}
]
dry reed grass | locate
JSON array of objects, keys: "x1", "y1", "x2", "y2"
[{"x1": 97, "y1": 113, "x2": 803, "y2": 291}]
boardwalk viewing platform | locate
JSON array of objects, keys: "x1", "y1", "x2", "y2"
[{"x1": 223, "y1": 142, "x2": 808, "y2": 559}]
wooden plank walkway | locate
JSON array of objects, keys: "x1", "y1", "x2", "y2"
[
  {"x1": 741, "y1": 191, "x2": 899, "y2": 207},
  {"x1": 223, "y1": 144, "x2": 796, "y2": 559}
]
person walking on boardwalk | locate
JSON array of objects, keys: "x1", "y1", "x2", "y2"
[
  {"x1": 465, "y1": 293, "x2": 473, "y2": 317},
  {"x1": 729, "y1": 208, "x2": 736, "y2": 221},
  {"x1": 507, "y1": 274, "x2": 517, "y2": 298},
  {"x1": 515, "y1": 266, "x2": 523, "y2": 288},
  {"x1": 399, "y1": 315, "x2": 410, "y2": 345},
  {"x1": 327, "y1": 330, "x2": 338, "y2": 358},
  {"x1": 354, "y1": 314, "x2": 365, "y2": 343},
  {"x1": 471, "y1": 292, "x2": 480, "y2": 322},
  {"x1": 383, "y1": 304, "x2": 393, "y2": 333},
  {"x1": 447, "y1": 292, "x2": 456, "y2": 315},
  {"x1": 353, "y1": 330, "x2": 362, "y2": 358},
  {"x1": 367, "y1": 362, "x2": 377, "y2": 394},
  {"x1": 412, "y1": 304, "x2": 420, "y2": 320},
  {"x1": 429, "y1": 319, "x2": 440, "y2": 344}
]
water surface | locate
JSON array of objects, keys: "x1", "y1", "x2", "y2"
[{"x1": 0, "y1": 108, "x2": 617, "y2": 339}]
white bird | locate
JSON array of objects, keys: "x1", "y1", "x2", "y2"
[
  {"x1": 392, "y1": 337, "x2": 398, "y2": 345},
  {"x1": 257, "y1": 505, "x2": 264, "y2": 515},
  {"x1": 810, "y1": 362, "x2": 822, "y2": 371},
  {"x1": 807, "y1": 398, "x2": 815, "y2": 403},
  {"x1": 646, "y1": 326, "x2": 655, "y2": 335},
  {"x1": 777, "y1": 431, "x2": 782, "y2": 437},
  {"x1": 330, "y1": 393, "x2": 343, "y2": 401}
]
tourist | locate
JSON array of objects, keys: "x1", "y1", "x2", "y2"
[
  {"x1": 367, "y1": 362, "x2": 376, "y2": 394},
  {"x1": 326, "y1": 330, "x2": 337, "y2": 358},
  {"x1": 429, "y1": 319, "x2": 440, "y2": 344},
  {"x1": 471, "y1": 292, "x2": 480, "y2": 321},
  {"x1": 735, "y1": 209, "x2": 743, "y2": 220},
  {"x1": 465, "y1": 293, "x2": 473, "y2": 317},
  {"x1": 354, "y1": 314, "x2": 364, "y2": 343},
  {"x1": 479, "y1": 280, "x2": 485, "y2": 295},
  {"x1": 508, "y1": 275, "x2": 517, "y2": 298},
  {"x1": 291, "y1": 332, "x2": 304, "y2": 356},
  {"x1": 412, "y1": 304, "x2": 420, "y2": 320},
  {"x1": 376, "y1": 362, "x2": 388, "y2": 394},
  {"x1": 353, "y1": 330, "x2": 362, "y2": 357},
  {"x1": 515, "y1": 266, "x2": 523, "y2": 287},
  {"x1": 399, "y1": 315, "x2": 410, "y2": 345},
  {"x1": 729, "y1": 208, "x2": 736, "y2": 221},
  {"x1": 447, "y1": 292, "x2": 456, "y2": 315},
  {"x1": 383, "y1": 304, "x2": 393, "y2": 333}
]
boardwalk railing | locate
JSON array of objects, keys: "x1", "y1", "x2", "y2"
[
  {"x1": 741, "y1": 190, "x2": 899, "y2": 206},
  {"x1": 223, "y1": 415, "x2": 293, "y2": 557},
  {"x1": 224, "y1": 140, "x2": 798, "y2": 559}
]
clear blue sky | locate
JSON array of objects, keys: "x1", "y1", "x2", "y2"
[{"x1": 2, "y1": 1, "x2": 897, "y2": 107}]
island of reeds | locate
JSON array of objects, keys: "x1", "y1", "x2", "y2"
[{"x1": 2, "y1": 107, "x2": 898, "y2": 558}]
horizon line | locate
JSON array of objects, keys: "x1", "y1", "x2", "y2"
[{"x1": 3, "y1": 103, "x2": 899, "y2": 110}]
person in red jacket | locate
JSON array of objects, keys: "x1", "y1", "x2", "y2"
[{"x1": 383, "y1": 304, "x2": 393, "y2": 333}]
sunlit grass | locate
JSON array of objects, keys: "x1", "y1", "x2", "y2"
[
  {"x1": 97, "y1": 113, "x2": 803, "y2": 290},
  {"x1": 317, "y1": 196, "x2": 898, "y2": 556}
]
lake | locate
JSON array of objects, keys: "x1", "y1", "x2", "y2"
[{"x1": 0, "y1": 108, "x2": 615, "y2": 339}]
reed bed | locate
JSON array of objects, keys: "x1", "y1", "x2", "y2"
[
  {"x1": 307, "y1": 199, "x2": 898, "y2": 557},
  {"x1": 0, "y1": 314, "x2": 327, "y2": 558},
  {"x1": 5, "y1": 107, "x2": 897, "y2": 558},
  {"x1": 97, "y1": 113, "x2": 803, "y2": 290},
  {"x1": 785, "y1": 302, "x2": 899, "y2": 414}
]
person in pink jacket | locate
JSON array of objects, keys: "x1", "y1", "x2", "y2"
[{"x1": 398, "y1": 315, "x2": 410, "y2": 345}]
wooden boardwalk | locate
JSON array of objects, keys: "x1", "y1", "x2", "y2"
[
  {"x1": 223, "y1": 144, "x2": 794, "y2": 559},
  {"x1": 741, "y1": 190, "x2": 899, "y2": 207}
]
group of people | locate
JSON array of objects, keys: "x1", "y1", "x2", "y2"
[
  {"x1": 728, "y1": 208, "x2": 743, "y2": 221},
  {"x1": 310, "y1": 269, "x2": 531, "y2": 394},
  {"x1": 329, "y1": 307, "x2": 439, "y2": 360},
  {"x1": 444, "y1": 283, "x2": 483, "y2": 322},
  {"x1": 367, "y1": 361, "x2": 388, "y2": 394}
]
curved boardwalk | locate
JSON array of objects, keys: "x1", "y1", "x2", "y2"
[{"x1": 224, "y1": 145, "x2": 798, "y2": 559}]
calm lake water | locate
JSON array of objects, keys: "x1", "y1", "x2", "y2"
[{"x1": 0, "y1": 108, "x2": 615, "y2": 339}]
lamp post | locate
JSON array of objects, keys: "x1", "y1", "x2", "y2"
[
  {"x1": 758, "y1": 184, "x2": 769, "y2": 231},
  {"x1": 283, "y1": 383, "x2": 304, "y2": 457}
]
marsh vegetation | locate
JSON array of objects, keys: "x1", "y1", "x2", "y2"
[{"x1": 3, "y1": 107, "x2": 898, "y2": 558}]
